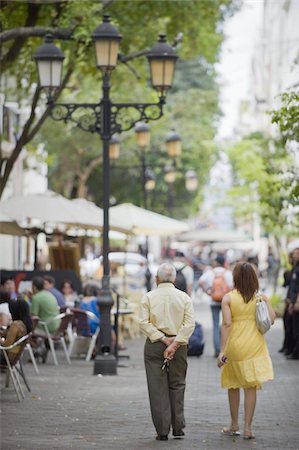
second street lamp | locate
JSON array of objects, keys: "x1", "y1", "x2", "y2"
[
  {"x1": 34, "y1": 15, "x2": 178, "y2": 376},
  {"x1": 135, "y1": 122, "x2": 153, "y2": 291}
]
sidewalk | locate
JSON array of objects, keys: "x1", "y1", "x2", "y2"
[{"x1": 1, "y1": 297, "x2": 298, "y2": 450}]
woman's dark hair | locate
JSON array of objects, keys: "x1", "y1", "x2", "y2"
[
  {"x1": 32, "y1": 276, "x2": 44, "y2": 291},
  {"x1": 0, "y1": 287, "x2": 10, "y2": 303},
  {"x1": 233, "y1": 262, "x2": 259, "y2": 303},
  {"x1": 9, "y1": 297, "x2": 33, "y2": 333},
  {"x1": 83, "y1": 283, "x2": 99, "y2": 297},
  {"x1": 43, "y1": 275, "x2": 55, "y2": 286},
  {"x1": 61, "y1": 279, "x2": 73, "y2": 290}
]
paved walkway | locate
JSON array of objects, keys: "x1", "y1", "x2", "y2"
[{"x1": 1, "y1": 296, "x2": 298, "y2": 450}]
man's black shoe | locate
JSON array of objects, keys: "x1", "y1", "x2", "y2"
[
  {"x1": 156, "y1": 435, "x2": 168, "y2": 441},
  {"x1": 286, "y1": 354, "x2": 299, "y2": 360},
  {"x1": 173, "y1": 430, "x2": 185, "y2": 438}
]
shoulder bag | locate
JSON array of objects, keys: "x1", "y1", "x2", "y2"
[{"x1": 255, "y1": 292, "x2": 271, "y2": 334}]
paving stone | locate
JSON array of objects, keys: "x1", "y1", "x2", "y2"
[{"x1": 1, "y1": 297, "x2": 298, "y2": 450}]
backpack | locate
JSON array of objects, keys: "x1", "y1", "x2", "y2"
[
  {"x1": 174, "y1": 266, "x2": 187, "y2": 293},
  {"x1": 210, "y1": 270, "x2": 230, "y2": 302},
  {"x1": 187, "y1": 322, "x2": 204, "y2": 357}
]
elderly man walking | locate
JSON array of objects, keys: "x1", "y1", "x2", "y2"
[{"x1": 139, "y1": 263, "x2": 195, "y2": 441}]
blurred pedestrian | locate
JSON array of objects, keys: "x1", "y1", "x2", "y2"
[
  {"x1": 191, "y1": 254, "x2": 205, "y2": 294},
  {"x1": 139, "y1": 263, "x2": 195, "y2": 441},
  {"x1": 285, "y1": 247, "x2": 299, "y2": 360},
  {"x1": 199, "y1": 255, "x2": 233, "y2": 357},
  {"x1": 217, "y1": 262, "x2": 275, "y2": 439},
  {"x1": 172, "y1": 251, "x2": 194, "y2": 297},
  {"x1": 279, "y1": 252, "x2": 293, "y2": 353}
]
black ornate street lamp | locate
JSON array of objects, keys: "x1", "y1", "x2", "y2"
[{"x1": 34, "y1": 15, "x2": 177, "y2": 376}]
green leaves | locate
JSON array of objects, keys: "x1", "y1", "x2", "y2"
[
  {"x1": 272, "y1": 91, "x2": 299, "y2": 142},
  {"x1": 1, "y1": 0, "x2": 236, "y2": 208},
  {"x1": 226, "y1": 134, "x2": 298, "y2": 237}
]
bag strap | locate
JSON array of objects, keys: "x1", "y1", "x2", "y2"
[{"x1": 255, "y1": 291, "x2": 263, "y2": 303}]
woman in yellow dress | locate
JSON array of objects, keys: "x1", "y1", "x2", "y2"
[{"x1": 217, "y1": 262, "x2": 276, "y2": 439}]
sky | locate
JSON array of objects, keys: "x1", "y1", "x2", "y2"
[{"x1": 216, "y1": 0, "x2": 264, "y2": 139}]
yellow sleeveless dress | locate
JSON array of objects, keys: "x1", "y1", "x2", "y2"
[{"x1": 221, "y1": 290, "x2": 274, "y2": 389}]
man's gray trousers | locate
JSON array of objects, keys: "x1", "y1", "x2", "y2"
[{"x1": 144, "y1": 338, "x2": 187, "y2": 436}]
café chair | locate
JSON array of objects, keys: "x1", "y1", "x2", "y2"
[
  {"x1": 68, "y1": 308, "x2": 100, "y2": 361},
  {"x1": 38, "y1": 312, "x2": 73, "y2": 366},
  {"x1": 0, "y1": 333, "x2": 32, "y2": 402}
]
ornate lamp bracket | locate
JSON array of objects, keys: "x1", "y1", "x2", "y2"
[{"x1": 47, "y1": 96, "x2": 165, "y2": 137}]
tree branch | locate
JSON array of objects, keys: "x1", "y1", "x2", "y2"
[
  {"x1": 0, "y1": 66, "x2": 73, "y2": 198},
  {"x1": 119, "y1": 32, "x2": 182, "y2": 63},
  {"x1": 2, "y1": 2, "x2": 40, "y2": 65},
  {"x1": 25, "y1": 67, "x2": 73, "y2": 143},
  {"x1": 0, "y1": 26, "x2": 74, "y2": 44},
  {"x1": 77, "y1": 155, "x2": 103, "y2": 198}
]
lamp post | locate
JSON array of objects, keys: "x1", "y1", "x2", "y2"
[
  {"x1": 34, "y1": 15, "x2": 177, "y2": 375},
  {"x1": 134, "y1": 123, "x2": 184, "y2": 290},
  {"x1": 134, "y1": 121, "x2": 155, "y2": 291}
]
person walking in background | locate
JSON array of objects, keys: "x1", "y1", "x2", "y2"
[
  {"x1": 285, "y1": 247, "x2": 299, "y2": 360},
  {"x1": 43, "y1": 275, "x2": 66, "y2": 309},
  {"x1": 139, "y1": 263, "x2": 195, "y2": 441},
  {"x1": 279, "y1": 252, "x2": 293, "y2": 354},
  {"x1": 217, "y1": 262, "x2": 275, "y2": 440},
  {"x1": 172, "y1": 250, "x2": 194, "y2": 297},
  {"x1": 198, "y1": 255, "x2": 233, "y2": 357}
]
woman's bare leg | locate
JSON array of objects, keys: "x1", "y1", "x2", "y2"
[
  {"x1": 228, "y1": 388, "x2": 240, "y2": 429},
  {"x1": 244, "y1": 387, "x2": 257, "y2": 436}
]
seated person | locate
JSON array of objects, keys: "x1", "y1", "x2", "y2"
[
  {"x1": 2, "y1": 277, "x2": 17, "y2": 300},
  {"x1": 80, "y1": 283, "x2": 100, "y2": 334},
  {"x1": 30, "y1": 276, "x2": 61, "y2": 336},
  {"x1": 61, "y1": 280, "x2": 79, "y2": 308},
  {"x1": 0, "y1": 297, "x2": 33, "y2": 365},
  {"x1": 0, "y1": 287, "x2": 11, "y2": 327},
  {"x1": 43, "y1": 275, "x2": 66, "y2": 309}
]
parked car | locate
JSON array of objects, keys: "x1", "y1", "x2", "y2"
[{"x1": 80, "y1": 252, "x2": 158, "y2": 292}]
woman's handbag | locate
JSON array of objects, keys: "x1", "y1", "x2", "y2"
[{"x1": 256, "y1": 293, "x2": 271, "y2": 334}]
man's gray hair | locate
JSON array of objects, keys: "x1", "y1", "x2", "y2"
[{"x1": 157, "y1": 263, "x2": 176, "y2": 283}]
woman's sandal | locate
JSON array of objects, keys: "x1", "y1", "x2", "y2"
[
  {"x1": 221, "y1": 427, "x2": 240, "y2": 436},
  {"x1": 243, "y1": 431, "x2": 255, "y2": 440}
]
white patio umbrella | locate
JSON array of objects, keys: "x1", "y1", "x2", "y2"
[
  {"x1": 71, "y1": 198, "x2": 130, "y2": 234},
  {"x1": 109, "y1": 203, "x2": 189, "y2": 236},
  {"x1": 1, "y1": 190, "x2": 101, "y2": 231},
  {"x1": 177, "y1": 228, "x2": 251, "y2": 243}
]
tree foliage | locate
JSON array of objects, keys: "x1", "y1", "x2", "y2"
[
  {"x1": 272, "y1": 91, "x2": 299, "y2": 143},
  {"x1": 225, "y1": 133, "x2": 298, "y2": 239},
  {"x1": 1, "y1": 0, "x2": 237, "y2": 210}
]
